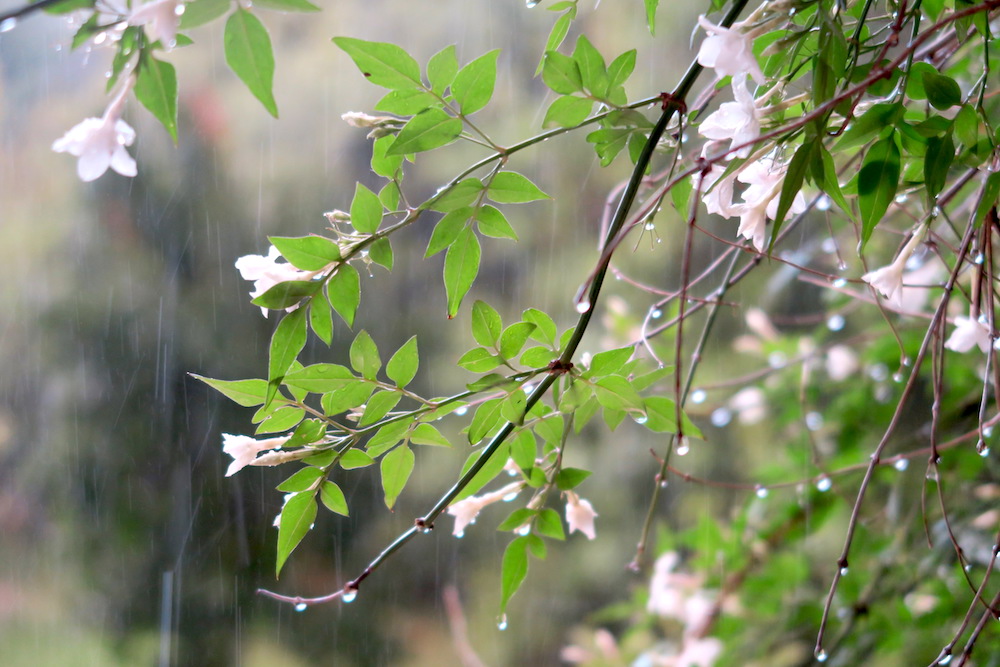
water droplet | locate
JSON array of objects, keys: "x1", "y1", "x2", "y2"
[
  {"x1": 894, "y1": 193, "x2": 909, "y2": 204},
  {"x1": 755, "y1": 485, "x2": 769, "y2": 499},
  {"x1": 926, "y1": 469, "x2": 939, "y2": 482},
  {"x1": 710, "y1": 408, "x2": 732, "y2": 427},
  {"x1": 805, "y1": 412, "x2": 824, "y2": 431},
  {"x1": 840, "y1": 566, "x2": 849, "y2": 576},
  {"x1": 964, "y1": 563, "x2": 972, "y2": 572},
  {"x1": 826, "y1": 314, "x2": 845, "y2": 331},
  {"x1": 691, "y1": 389, "x2": 706, "y2": 404},
  {"x1": 633, "y1": 414, "x2": 649, "y2": 425},
  {"x1": 816, "y1": 195, "x2": 832, "y2": 211},
  {"x1": 525, "y1": 0, "x2": 540, "y2": 6},
  {"x1": 974, "y1": 253, "x2": 985, "y2": 265},
  {"x1": 516, "y1": 525, "x2": 531, "y2": 536},
  {"x1": 768, "y1": 352, "x2": 787, "y2": 369},
  {"x1": 937, "y1": 652, "x2": 953, "y2": 666},
  {"x1": 644, "y1": 222, "x2": 656, "y2": 231},
  {"x1": 893, "y1": 459, "x2": 909, "y2": 471},
  {"x1": 502, "y1": 492, "x2": 519, "y2": 502},
  {"x1": 497, "y1": 614, "x2": 508, "y2": 630},
  {"x1": 454, "y1": 405, "x2": 468, "y2": 417},
  {"x1": 175, "y1": 3, "x2": 186, "y2": 15},
  {"x1": 892, "y1": 371, "x2": 905, "y2": 383},
  {"x1": 295, "y1": 602, "x2": 308, "y2": 612},
  {"x1": 833, "y1": 278, "x2": 847, "y2": 288},
  {"x1": 651, "y1": 309, "x2": 662, "y2": 319},
  {"x1": 869, "y1": 364, "x2": 889, "y2": 382},
  {"x1": 816, "y1": 476, "x2": 832, "y2": 492},
  {"x1": 983, "y1": 426, "x2": 993, "y2": 437},
  {"x1": 419, "y1": 525, "x2": 432, "y2": 534},
  {"x1": 342, "y1": 589, "x2": 358, "y2": 603},
  {"x1": 815, "y1": 648, "x2": 828, "y2": 662},
  {"x1": 977, "y1": 442, "x2": 990, "y2": 457},
  {"x1": 676, "y1": 440, "x2": 690, "y2": 456},
  {"x1": 455, "y1": 530, "x2": 465, "y2": 539},
  {"x1": 0, "y1": 17, "x2": 17, "y2": 32},
  {"x1": 659, "y1": 479, "x2": 669, "y2": 488},
  {"x1": 575, "y1": 300, "x2": 591, "y2": 314},
  {"x1": 94, "y1": 31, "x2": 107, "y2": 45}
]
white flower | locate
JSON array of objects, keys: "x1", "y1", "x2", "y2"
[
  {"x1": 222, "y1": 433, "x2": 291, "y2": 477},
  {"x1": 447, "y1": 482, "x2": 522, "y2": 536},
  {"x1": 129, "y1": 0, "x2": 185, "y2": 49},
  {"x1": 234, "y1": 245, "x2": 315, "y2": 316},
  {"x1": 945, "y1": 315, "x2": 992, "y2": 353},
  {"x1": 52, "y1": 78, "x2": 137, "y2": 182},
  {"x1": 565, "y1": 491, "x2": 597, "y2": 540},
  {"x1": 732, "y1": 157, "x2": 806, "y2": 252},
  {"x1": 825, "y1": 345, "x2": 859, "y2": 381},
  {"x1": 701, "y1": 162, "x2": 739, "y2": 218},
  {"x1": 862, "y1": 225, "x2": 929, "y2": 305},
  {"x1": 696, "y1": 15, "x2": 765, "y2": 85},
  {"x1": 670, "y1": 637, "x2": 723, "y2": 667},
  {"x1": 698, "y1": 75, "x2": 763, "y2": 158}
]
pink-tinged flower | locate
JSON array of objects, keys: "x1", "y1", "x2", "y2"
[
  {"x1": 129, "y1": 0, "x2": 185, "y2": 49},
  {"x1": 565, "y1": 491, "x2": 597, "y2": 540},
  {"x1": 222, "y1": 433, "x2": 291, "y2": 477},
  {"x1": 732, "y1": 157, "x2": 806, "y2": 252},
  {"x1": 447, "y1": 482, "x2": 523, "y2": 536},
  {"x1": 862, "y1": 225, "x2": 928, "y2": 305},
  {"x1": 235, "y1": 246, "x2": 314, "y2": 316},
  {"x1": 729, "y1": 386, "x2": 766, "y2": 424},
  {"x1": 701, "y1": 162, "x2": 739, "y2": 218},
  {"x1": 52, "y1": 78, "x2": 137, "y2": 182},
  {"x1": 698, "y1": 75, "x2": 763, "y2": 158},
  {"x1": 670, "y1": 637, "x2": 723, "y2": 667},
  {"x1": 696, "y1": 15, "x2": 766, "y2": 85},
  {"x1": 945, "y1": 315, "x2": 992, "y2": 353}
]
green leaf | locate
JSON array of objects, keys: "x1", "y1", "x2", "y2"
[
  {"x1": 309, "y1": 291, "x2": 333, "y2": 345},
  {"x1": 542, "y1": 95, "x2": 594, "y2": 129},
  {"x1": 427, "y1": 178, "x2": 485, "y2": 213},
  {"x1": 251, "y1": 280, "x2": 321, "y2": 311},
  {"x1": 520, "y1": 346, "x2": 556, "y2": 367},
  {"x1": 974, "y1": 172, "x2": 1000, "y2": 228},
  {"x1": 322, "y1": 382, "x2": 374, "y2": 416},
  {"x1": 191, "y1": 375, "x2": 268, "y2": 407},
  {"x1": 411, "y1": 423, "x2": 452, "y2": 447},
  {"x1": 328, "y1": 264, "x2": 360, "y2": 327},
  {"x1": 427, "y1": 45, "x2": 459, "y2": 95},
  {"x1": 954, "y1": 104, "x2": 979, "y2": 148},
  {"x1": 284, "y1": 418, "x2": 325, "y2": 447},
  {"x1": 349, "y1": 183, "x2": 383, "y2": 234},
  {"x1": 770, "y1": 140, "x2": 814, "y2": 247},
  {"x1": 644, "y1": 0, "x2": 658, "y2": 34},
  {"x1": 466, "y1": 373, "x2": 515, "y2": 393},
  {"x1": 380, "y1": 445, "x2": 414, "y2": 509},
  {"x1": 468, "y1": 398, "x2": 503, "y2": 444},
  {"x1": 541, "y1": 51, "x2": 583, "y2": 95},
  {"x1": 349, "y1": 330, "x2": 382, "y2": 380},
  {"x1": 858, "y1": 134, "x2": 901, "y2": 248},
  {"x1": 452, "y1": 49, "x2": 499, "y2": 115},
  {"x1": 538, "y1": 6, "x2": 576, "y2": 73},
  {"x1": 283, "y1": 363, "x2": 355, "y2": 393},
  {"x1": 426, "y1": 208, "x2": 472, "y2": 257},
  {"x1": 586, "y1": 345, "x2": 634, "y2": 377},
  {"x1": 499, "y1": 322, "x2": 537, "y2": 359},
  {"x1": 444, "y1": 227, "x2": 481, "y2": 318},
  {"x1": 276, "y1": 492, "x2": 316, "y2": 575},
  {"x1": 522, "y1": 309, "x2": 556, "y2": 345},
  {"x1": 332, "y1": 37, "x2": 423, "y2": 90},
  {"x1": 921, "y1": 70, "x2": 962, "y2": 110},
  {"x1": 385, "y1": 336, "x2": 419, "y2": 387},
  {"x1": 509, "y1": 430, "x2": 536, "y2": 470},
  {"x1": 371, "y1": 135, "x2": 404, "y2": 178},
  {"x1": 458, "y1": 347, "x2": 503, "y2": 373},
  {"x1": 497, "y1": 508, "x2": 537, "y2": 532},
  {"x1": 134, "y1": 53, "x2": 178, "y2": 143},
  {"x1": 254, "y1": 0, "x2": 320, "y2": 11},
  {"x1": 555, "y1": 468, "x2": 591, "y2": 490},
  {"x1": 359, "y1": 390, "x2": 401, "y2": 426},
  {"x1": 268, "y1": 308, "x2": 307, "y2": 399},
  {"x1": 339, "y1": 448, "x2": 375, "y2": 469},
  {"x1": 607, "y1": 49, "x2": 636, "y2": 88},
  {"x1": 269, "y1": 235, "x2": 341, "y2": 270},
  {"x1": 593, "y1": 376, "x2": 644, "y2": 413},
  {"x1": 476, "y1": 205, "x2": 518, "y2": 240},
  {"x1": 387, "y1": 108, "x2": 463, "y2": 155},
  {"x1": 834, "y1": 103, "x2": 902, "y2": 151},
  {"x1": 500, "y1": 536, "x2": 530, "y2": 615},
  {"x1": 810, "y1": 145, "x2": 852, "y2": 220},
  {"x1": 368, "y1": 237, "x2": 393, "y2": 270},
  {"x1": 472, "y1": 300, "x2": 503, "y2": 347},
  {"x1": 224, "y1": 9, "x2": 278, "y2": 117},
  {"x1": 536, "y1": 508, "x2": 565, "y2": 540},
  {"x1": 319, "y1": 481, "x2": 349, "y2": 516},
  {"x1": 500, "y1": 389, "x2": 528, "y2": 424},
  {"x1": 255, "y1": 406, "x2": 305, "y2": 434},
  {"x1": 277, "y1": 467, "x2": 324, "y2": 493},
  {"x1": 924, "y1": 132, "x2": 955, "y2": 201},
  {"x1": 572, "y1": 35, "x2": 608, "y2": 98},
  {"x1": 179, "y1": 0, "x2": 232, "y2": 27},
  {"x1": 374, "y1": 88, "x2": 437, "y2": 116},
  {"x1": 488, "y1": 172, "x2": 551, "y2": 203}
]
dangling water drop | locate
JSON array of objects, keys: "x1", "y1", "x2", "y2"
[
  {"x1": 295, "y1": 602, "x2": 308, "y2": 612},
  {"x1": 840, "y1": 566, "x2": 849, "y2": 576},
  {"x1": 455, "y1": 530, "x2": 465, "y2": 539},
  {"x1": 977, "y1": 441, "x2": 990, "y2": 457},
  {"x1": 659, "y1": 479, "x2": 669, "y2": 488},
  {"x1": 342, "y1": 588, "x2": 358, "y2": 603},
  {"x1": 815, "y1": 648, "x2": 828, "y2": 662},
  {"x1": 832, "y1": 278, "x2": 847, "y2": 288},
  {"x1": 676, "y1": 440, "x2": 690, "y2": 456},
  {"x1": 0, "y1": 17, "x2": 17, "y2": 32},
  {"x1": 755, "y1": 485, "x2": 769, "y2": 499},
  {"x1": 816, "y1": 476, "x2": 832, "y2": 492},
  {"x1": 502, "y1": 492, "x2": 519, "y2": 502},
  {"x1": 633, "y1": 414, "x2": 649, "y2": 425},
  {"x1": 937, "y1": 652, "x2": 953, "y2": 666},
  {"x1": 454, "y1": 405, "x2": 468, "y2": 417},
  {"x1": 974, "y1": 253, "x2": 985, "y2": 265},
  {"x1": 497, "y1": 614, "x2": 508, "y2": 630},
  {"x1": 691, "y1": 389, "x2": 706, "y2": 404},
  {"x1": 644, "y1": 222, "x2": 656, "y2": 231},
  {"x1": 826, "y1": 314, "x2": 845, "y2": 331},
  {"x1": 575, "y1": 299, "x2": 591, "y2": 314},
  {"x1": 893, "y1": 459, "x2": 909, "y2": 471},
  {"x1": 651, "y1": 308, "x2": 662, "y2": 319}
]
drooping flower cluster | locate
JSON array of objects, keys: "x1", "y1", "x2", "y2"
[
  {"x1": 128, "y1": 0, "x2": 186, "y2": 49},
  {"x1": 564, "y1": 491, "x2": 598, "y2": 540},
  {"x1": 234, "y1": 245, "x2": 333, "y2": 316},
  {"x1": 52, "y1": 77, "x2": 137, "y2": 182},
  {"x1": 447, "y1": 482, "x2": 524, "y2": 536},
  {"x1": 222, "y1": 433, "x2": 292, "y2": 477},
  {"x1": 861, "y1": 225, "x2": 928, "y2": 306},
  {"x1": 945, "y1": 314, "x2": 992, "y2": 354},
  {"x1": 696, "y1": 15, "x2": 765, "y2": 85},
  {"x1": 644, "y1": 552, "x2": 723, "y2": 667}
]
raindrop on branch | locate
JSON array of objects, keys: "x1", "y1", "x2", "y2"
[
  {"x1": 755, "y1": 485, "x2": 769, "y2": 499},
  {"x1": 815, "y1": 648, "x2": 828, "y2": 662},
  {"x1": 342, "y1": 588, "x2": 358, "y2": 603},
  {"x1": 0, "y1": 18, "x2": 17, "y2": 32},
  {"x1": 294, "y1": 603, "x2": 308, "y2": 612},
  {"x1": 893, "y1": 459, "x2": 909, "y2": 471},
  {"x1": 815, "y1": 476, "x2": 832, "y2": 492},
  {"x1": 691, "y1": 389, "x2": 706, "y2": 404}
]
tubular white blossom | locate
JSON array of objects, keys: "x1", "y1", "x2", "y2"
[
  {"x1": 945, "y1": 315, "x2": 992, "y2": 353},
  {"x1": 696, "y1": 15, "x2": 766, "y2": 85},
  {"x1": 861, "y1": 225, "x2": 928, "y2": 305},
  {"x1": 698, "y1": 74, "x2": 763, "y2": 158},
  {"x1": 732, "y1": 157, "x2": 806, "y2": 252},
  {"x1": 52, "y1": 77, "x2": 137, "y2": 182},
  {"x1": 234, "y1": 245, "x2": 320, "y2": 316},
  {"x1": 129, "y1": 0, "x2": 185, "y2": 49},
  {"x1": 447, "y1": 482, "x2": 523, "y2": 536},
  {"x1": 565, "y1": 491, "x2": 597, "y2": 540},
  {"x1": 222, "y1": 433, "x2": 292, "y2": 477}
]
